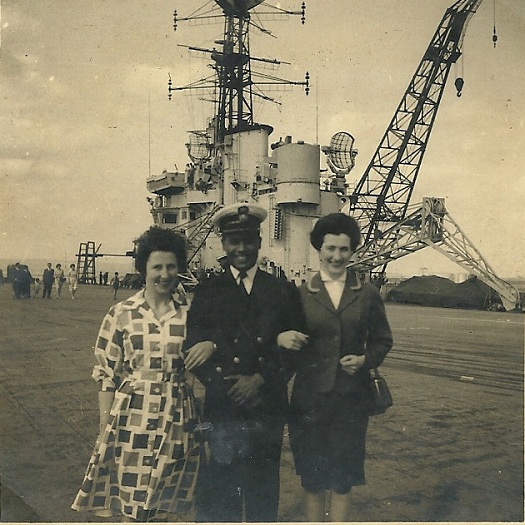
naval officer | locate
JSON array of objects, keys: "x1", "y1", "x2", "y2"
[{"x1": 184, "y1": 202, "x2": 308, "y2": 522}]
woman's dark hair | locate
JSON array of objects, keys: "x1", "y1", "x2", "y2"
[
  {"x1": 310, "y1": 213, "x2": 362, "y2": 251},
  {"x1": 134, "y1": 226, "x2": 188, "y2": 275}
]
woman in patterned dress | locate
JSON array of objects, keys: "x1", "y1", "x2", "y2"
[{"x1": 72, "y1": 227, "x2": 204, "y2": 521}]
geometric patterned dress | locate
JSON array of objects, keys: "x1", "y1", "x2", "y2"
[{"x1": 71, "y1": 288, "x2": 202, "y2": 521}]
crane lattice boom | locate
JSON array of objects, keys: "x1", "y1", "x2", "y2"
[{"x1": 349, "y1": 0, "x2": 484, "y2": 246}]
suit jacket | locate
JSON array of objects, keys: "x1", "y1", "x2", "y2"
[
  {"x1": 294, "y1": 271, "x2": 393, "y2": 395},
  {"x1": 185, "y1": 268, "x2": 305, "y2": 420},
  {"x1": 42, "y1": 268, "x2": 54, "y2": 285}
]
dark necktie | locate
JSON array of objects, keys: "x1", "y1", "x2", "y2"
[{"x1": 238, "y1": 270, "x2": 249, "y2": 296}]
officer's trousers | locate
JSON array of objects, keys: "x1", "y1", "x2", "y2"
[{"x1": 195, "y1": 418, "x2": 283, "y2": 522}]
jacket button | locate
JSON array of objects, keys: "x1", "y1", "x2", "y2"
[
  {"x1": 234, "y1": 338, "x2": 239, "y2": 344},
  {"x1": 215, "y1": 366, "x2": 223, "y2": 373},
  {"x1": 256, "y1": 337, "x2": 263, "y2": 343},
  {"x1": 233, "y1": 356, "x2": 240, "y2": 364},
  {"x1": 258, "y1": 357, "x2": 264, "y2": 363}
]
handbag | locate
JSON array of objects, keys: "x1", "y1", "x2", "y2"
[{"x1": 364, "y1": 350, "x2": 393, "y2": 416}]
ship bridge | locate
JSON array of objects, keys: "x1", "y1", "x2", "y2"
[{"x1": 146, "y1": 171, "x2": 185, "y2": 196}]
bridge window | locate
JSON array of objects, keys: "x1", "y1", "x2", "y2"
[{"x1": 163, "y1": 213, "x2": 178, "y2": 224}]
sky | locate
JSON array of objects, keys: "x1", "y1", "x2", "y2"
[{"x1": 1, "y1": 0, "x2": 524, "y2": 279}]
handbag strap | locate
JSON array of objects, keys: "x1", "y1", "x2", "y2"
[{"x1": 363, "y1": 348, "x2": 381, "y2": 378}]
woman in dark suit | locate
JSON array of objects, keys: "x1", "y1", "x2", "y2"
[{"x1": 289, "y1": 213, "x2": 393, "y2": 522}]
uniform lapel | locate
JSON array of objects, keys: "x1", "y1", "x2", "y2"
[{"x1": 250, "y1": 268, "x2": 263, "y2": 296}]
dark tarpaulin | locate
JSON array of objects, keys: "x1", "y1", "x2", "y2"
[{"x1": 388, "y1": 275, "x2": 499, "y2": 310}]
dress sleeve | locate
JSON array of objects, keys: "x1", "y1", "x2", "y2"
[
  {"x1": 184, "y1": 281, "x2": 214, "y2": 348},
  {"x1": 91, "y1": 305, "x2": 125, "y2": 391}
]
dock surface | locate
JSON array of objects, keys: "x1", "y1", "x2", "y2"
[{"x1": 0, "y1": 284, "x2": 523, "y2": 522}]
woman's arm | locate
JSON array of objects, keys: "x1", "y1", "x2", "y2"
[
  {"x1": 365, "y1": 287, "x2": 393, "y2": 368},
  {"x1": 92, "y1": 306, "x2": 124, "y2": 441},
  {"x1": 98, "y1": 390, "x2": 115, "y2": 431}
]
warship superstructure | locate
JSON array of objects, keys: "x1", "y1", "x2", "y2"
[
  {"x1": 147, "y1": 0, "x2": 353, "y2": 284},
  {"x1": 143, "y1": 0, "x2": 521, "y2": 310}
]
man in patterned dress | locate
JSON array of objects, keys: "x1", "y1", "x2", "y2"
[{"x1": 184, "y1": 203, "x2": 308, "y2": 522}]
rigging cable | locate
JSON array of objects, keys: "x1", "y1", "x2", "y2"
[{"x1": 492, "y1": 0, "x2": 498, "y2": 48}]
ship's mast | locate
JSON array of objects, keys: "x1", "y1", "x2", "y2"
[
  {"x1": 169, "y1": 0, "x2": 308, "y2": 150},
  {"x1": 214, "y1": 4, "x2": 256, "y2": 143}
]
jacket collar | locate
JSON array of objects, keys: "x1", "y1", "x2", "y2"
[{"x1": 306, "y1": 270, "x2": 362, "y2": 312}]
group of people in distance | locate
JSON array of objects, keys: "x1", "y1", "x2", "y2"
[
  {"x1": 40, "y1": 262, "x2": 78, "y2": 299},
  {"x1": 9, "y1": 262, "x2": 78, "y2": 299},
  {"x1": 71, "y1": 203, "x2": 393, "y2": 523}
]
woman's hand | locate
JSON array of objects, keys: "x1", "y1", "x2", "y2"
[
  {"x1": 340, "y1": 354, "x2": 366, "y2": 375},
  {"x1": 185, "y1": 341, "x2": 216, "y2": 370},
  {"x1": 277, "y1": 330, "x2": 309, "y2": 351}
]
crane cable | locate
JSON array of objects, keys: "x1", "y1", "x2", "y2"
[
  {"x1": 492, "y1": 0, "x2": 498, "y2": 48},
  {"x1": 455, "y1": 0, "x2": 498, "y2": 97}
]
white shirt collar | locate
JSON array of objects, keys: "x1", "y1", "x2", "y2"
[
  {"x1": 319, "y1": 269, "x2": 347, "y2": 283},
  {"x1": 230, "y1": 264, "x2": 257, "y2": 282}
]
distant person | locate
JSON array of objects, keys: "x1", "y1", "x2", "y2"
[
  {"x1": 0, "y1": 268, "x2": 4, "y2": 285},
  {"x1": 288, "y1": 213, "x2": 393, "y2": 522},
  {"x1": 103, "y1": 271, "x2": 109, "y2": 285},
  {"x1": 19, "y1": 264, "x2": 33, "y2": 299},
  {"x1": 68, "y1": 264, "x2": 78, "y2": 299},
  {"x1": 42, "y1": 263, "x2": 54, "y2": 299},
  {"x1": 33, "y1": 278, "x2": 42, "y2": 298},
  {"x1": 11, "y1": 262, "x2": 23, "y2": 299},
  {"x1": 99, "y1": 271, "x2": 103, "y2": 285},
  {"x1": 54, "y1": 263, "x2": 65, "y2": 299},
  {"x1": 71, "y1": 226, "x2": 204, "y2": 520},
  {"x1": 110, "y1": 272, "x2": 120, "y2": 300}
]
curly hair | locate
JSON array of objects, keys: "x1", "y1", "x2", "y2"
[
  {"x1": 134, "y1": 227, "x2": 187, "y2": 275},
  {"x1": 310, "y1": 213, "x2": 361, "y2": 251}
]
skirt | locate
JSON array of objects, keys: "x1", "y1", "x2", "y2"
[
  {"x1": 72, "y1": 376, "x2": 202, "y2": 520},
  {"x1": 289, "y1": 388, "x2": 369, "y2": 494}
]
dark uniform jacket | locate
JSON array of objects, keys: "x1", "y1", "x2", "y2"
[
  {"x1": 295, "y1": 270, "x2": 393, "y2": 395},
  {"x1": 185, "y1": 267, "x2": 305, "y2": 421}
]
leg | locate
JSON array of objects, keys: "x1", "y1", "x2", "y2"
[
  {"x1": 305, "y1": 490, "x2": 326, "y2": 522},
  {"x1": 195, "y1": 459, "x2": 243, "y2": 522},
  {"x1": 244, "y1": 454, "x2": 280, "y2": 522},
  {"x1": 243, "y1": 419, "x2": 283, "y2": 522},
  {"x1": 328, "y1": 490, "x2": 351, "y2": 522}
]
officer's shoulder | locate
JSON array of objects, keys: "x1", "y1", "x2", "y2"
[
  {"x1": 193, "y1": 271, "x2": 227, "y2": 292},
  {"x1": 258, "y1": 270, "x2": 297, "y2": 291}
]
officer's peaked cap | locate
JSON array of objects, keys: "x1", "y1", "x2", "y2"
[{"x1": 212, "y1": 203, "x2": 267, "y2": 234}]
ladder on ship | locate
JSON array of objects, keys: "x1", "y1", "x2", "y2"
[
  {"x1": 182, "y1": 204, "x2": 222, "y2": 264},
  {"x1": 173, "y1": 204, "x2": 222, "y2": 290},
  {"x1": 76, "y1": 241, "x2": 100, "y2": 284}
]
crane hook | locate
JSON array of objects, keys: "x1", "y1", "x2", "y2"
[{"x1": 454, "y1": 77, "x2": 464, "y2": 97}]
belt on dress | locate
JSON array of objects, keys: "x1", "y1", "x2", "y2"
[{"x1": 127, "y1": 370, "x2": 184, "y2": 383}]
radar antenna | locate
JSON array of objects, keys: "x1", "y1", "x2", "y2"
[{"x1": 322, "y1": 131, "x2": 358, "y2": 176}]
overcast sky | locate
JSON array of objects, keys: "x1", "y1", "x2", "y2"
[{"x1": 1, "y1": 0, "x2": 523, "y2": 278}]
